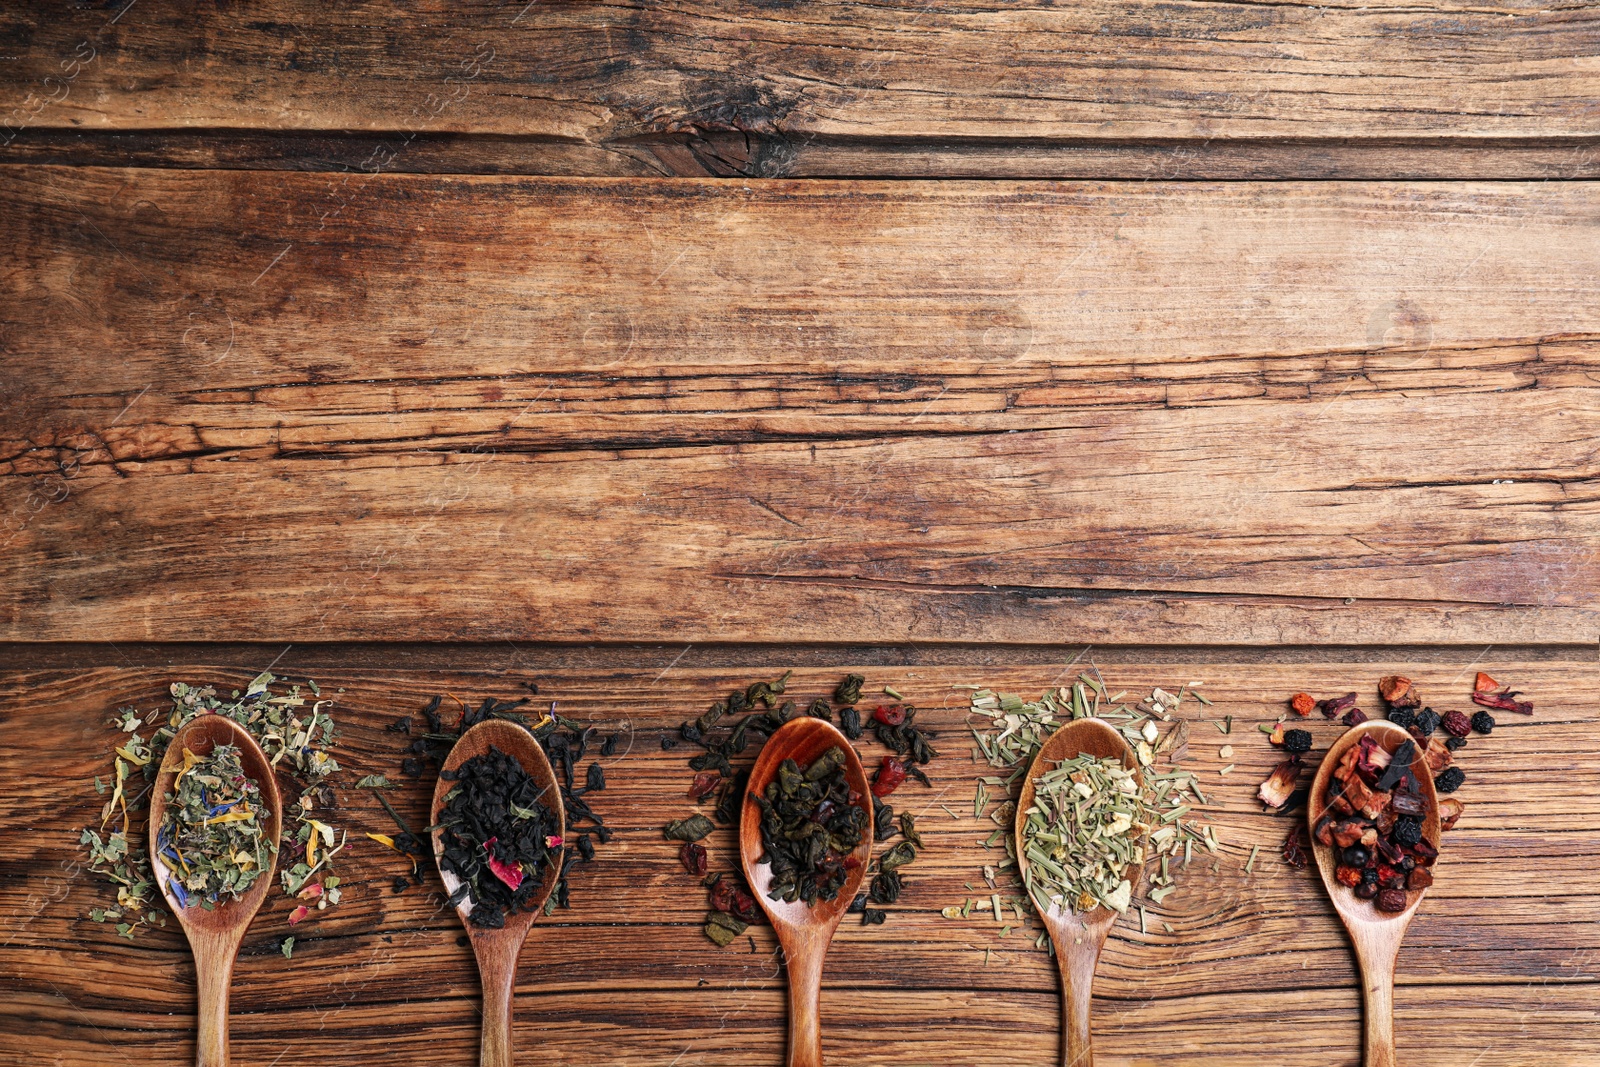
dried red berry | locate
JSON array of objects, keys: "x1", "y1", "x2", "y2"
[
  {"x1": 870, "y1": 756, "x2": 908, "y2": 797},
  {"x1": 679, "y1": 842, "x2": 708, "y2": 877},
  {"x1": 1441, "y1": 710, "x2": 1471, "y2": 738},
  {"x1": 872, "y1": 705, "x2": 906, "y2": 726},
  {"x1": 1281, "y1": 827, "x2": 1308, "y2": 869},
  {"x1": 1289, "y1": 692, "x2": 1315, "y2": 717},
  {"x1": 1376, "y1": 888, "x2": 1408, "y2": 912},
  {"x1": 688, "y1": 771, "x2": 722, "y2": 800}
]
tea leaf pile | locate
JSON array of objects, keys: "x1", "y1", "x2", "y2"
[
  {"x1": 154, "y1": 744, "x2": 273, "y2": 908},
  {"x1": 80, "y1": 672, "x2": 346, "y2": 940}
]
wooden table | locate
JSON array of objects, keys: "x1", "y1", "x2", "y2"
[{"x1": 3, "y1": 4, "x2": 1598, "y2": 1065}]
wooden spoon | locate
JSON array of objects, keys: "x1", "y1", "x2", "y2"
[
  {"x1": 739, "y1": 717, "x2": 873, "y2": 1067},
  {"x1": 149, "y1": 715, "x2": 283, "y2": 1067},
  {"x1": 431, "y1": 718, "x2": 566, "y2": 1067},
  {"x1": 1014, "y1": 717, "x2": 1140, "y2": 1067},
  {"x1": 1308, "y1": 719, "x2": 1441, "y2": 1067}
]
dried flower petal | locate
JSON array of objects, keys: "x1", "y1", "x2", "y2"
[
  {"x1": 1257, "y1": 757, "x2": 1303, "y2": 809},
  {"x1": 1437, "y1": 798, "x2": 1465, "y2": 831}
]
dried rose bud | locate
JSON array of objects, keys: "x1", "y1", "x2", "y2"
[
  {"x1": 1438, "y1": 797, "x2": 1465, "y2": 831},
  {"x1": 1407, "y1": 867, "x2": 1434, "y2": 891},
  {"x1": 1342, "y1": 708, "x2": 1369, "y2": 727},
  {"x1": 1256, "y1": 757, "x2": 1302, "y2": 809},
  {"x1": 1335, "y1": 865, "x2": 1363, "y2": 887},
  {"x1": 1289, "y1": 692, "x2": 1315, "y2": 717},
  {"x1": 1269, "y1": 722, "x2": 1286, "y2": 745},
  {"x1": 1376, "y1": 888, "x2": 1408, "y2": 913},
  {"x1": 1440, "y1": 710, "x2": 1471, "y2": 738}
]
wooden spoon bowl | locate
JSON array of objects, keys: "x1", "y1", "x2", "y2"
[
  {"x1": 739, "y1": 716, "x2": 873, "y2": 1067},
  {"x1": 431, "y1": 718, "x2": 566, "y2": 1067},
  {"x1": 148, "y1": 714, "x2": 283, "y2": 1067},
  {"x1": 1014, "y1": 717, "x2": 1140, "y2": 1067},
  {"x1": 1308, "y1": 719, "x2": 1441, "y2": 1067}
]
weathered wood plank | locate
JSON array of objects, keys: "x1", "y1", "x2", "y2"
[
  {"x1": 5, "y1": 403, "x2": 1600, "y2": 644},
  {"x1": 4, "y1": 169, "x2": 1598, "y2": 645},
  {"x1": 3, "y1": 0, "x2": 1599, "y2": 149},
  {"x1": 7, "y1": 985, "x2": 1600, "y2": 1067},
  {"x1": 8, "y1": 130, "x2": 1600, "y2": 181},
  {"x1": 0, "y1": 661, "x2": 1594, "y2": 1065}
]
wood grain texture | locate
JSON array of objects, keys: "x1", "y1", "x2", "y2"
[
  {"x1": 4, "y1": 168, "x2": 1600, "y2": 646},
  {"x1": 0, "y1": 660, "x2": 1594, "y2": 1066},
  {"x1": 3, "y1": 0, "x2": 1599, "y2": 150},
  {"x1": 8, "y1": 131, "x2": 1600, "y2": 181}
]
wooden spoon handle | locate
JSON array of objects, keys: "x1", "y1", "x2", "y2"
[
  {"x1": 193, "y1": 944, "x2": 235, "y2": 1067},
  {"x1": 478, "y1": 955, "x2": 517, "y2": 1067},
  {"x1": 1350, "y1": 925, "x2": 1403, "y2": 1067},
  {"x1": 783, "y1": 940, "x2": 826, "y2": 1067},
  {"x1": 1055, "y1": 940, "x2": 1099, "y2": 1067}
]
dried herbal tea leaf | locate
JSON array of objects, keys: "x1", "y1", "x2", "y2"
[
  {"x1": 1019, "y1": 753, "x2": 1148, "y2": 915},
  {"x1": 155, "y1": 744, "x2": 273, "y2": 908},
  {"x1": 960, "y1": 678, "x2": 1217, "y2": 941},
  {"x1": 754, "y1": 747, "x2": 867, "y2": 906},
  {"x1": 436, "y1": 745, "x2": 559, "y2": 929},
  {"x1": 80, "y1": 674, "x2": 347, "y2": 939}
]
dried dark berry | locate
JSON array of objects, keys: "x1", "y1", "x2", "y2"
[
  {"x1": 1470, "y1": 710, "x2": 1495, "y2": 735},
  {"x1": 1392, "y1": 816, "x2": 1423, "y2": 847},
  {"x1": 1387, "y1": 707, "x2": 1416, "y2": 731},
  {"x1": 1413, "y1": 709, "x2": 1440, "y2": 737},
  {"x1": 1342, "y1": 845, "x2": 1370, "y2": 867},
  {"x1": 1434, "y1": 767, "x2": 1466, "y2": 794},
  {"x1": 1282, "y1": 728, "x2": 1313, "y2": 754},
  {"x1": 1444, "y1": 736, "x2": 1467, "y2": 751},
  {"x1": 1376, "y1": 888, "x2": 1408, "y2": 912},
  {"x1": 1355, "y1": 881, "x2": 1379, "y2": 900}
]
